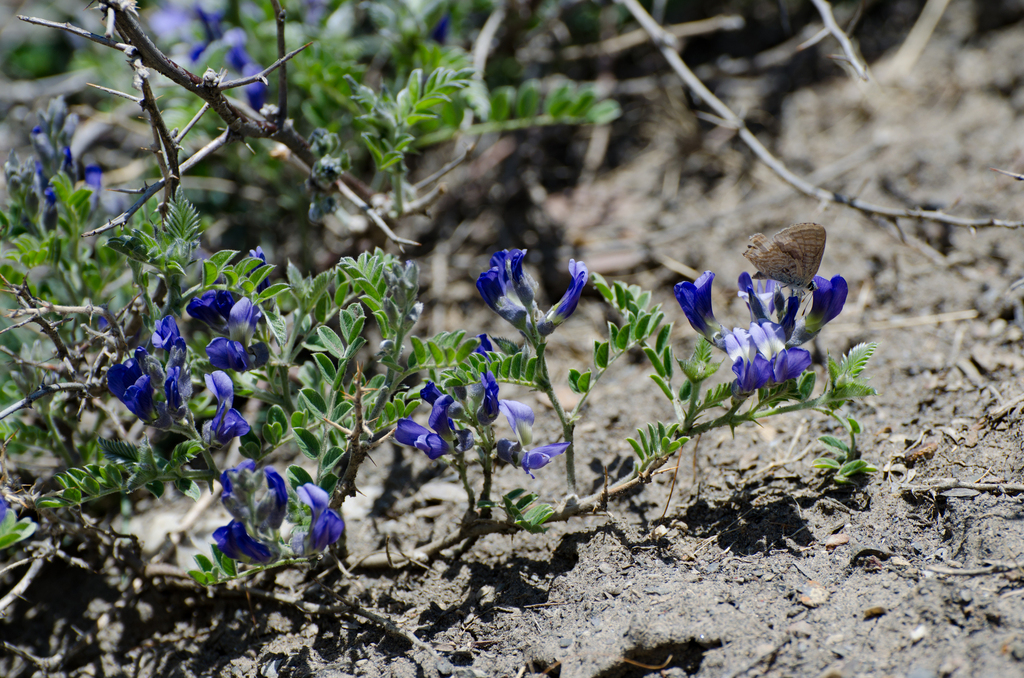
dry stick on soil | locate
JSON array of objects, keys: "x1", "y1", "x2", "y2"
[
  {"x1": 806, "y1": 0, "x2": 868, "y2": 80},
  {"x1": 925, "y1": 561, "x2": 1024, "y2": 576},
  {"x1": 0, "y1": 557, "x2": 46, "y2": 616},
  {"x1": 520, "y1": 13, "x2": 743, "y2": 63},
  {"x1": 900, "y1": 479, "x2": 1024, "y2": 496},
  {"x1": 885, "y1": 0, "x2": 953, "y2": 80},
  {"x1": 612, "y1": 0, "x2": 1024, "y2": 230}
]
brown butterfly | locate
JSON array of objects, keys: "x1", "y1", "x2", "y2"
[{"x1": 743, "y1": 222, "x2": 826, "y2": 296}]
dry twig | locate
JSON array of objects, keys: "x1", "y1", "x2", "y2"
[{"x1": 612, "y1": 0, "x2": 1024, "y2": 230}]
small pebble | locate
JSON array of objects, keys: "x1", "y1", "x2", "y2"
[
  {"x1": 825, "y1": 534, "x2": 850, "y2": 550},
  {"x1": 598, "y1": 562, "x2": 615, "y2": 575},
  {"x1": 787, "y1": 620, "x2": 813, "y2": 638},
  {"x1": 905, "y1": 668, "x2": 936, "y2": 678},
  {"x1": 910, "y1": 625, "x2": 928, "y2": 642},
  {"x1": 435, "y1": 658, "x2": 455, "y2": 676},
  {"x1": 862, "y1": 605, "x2": 886, "y2": 619},
  {"x1": 800, "y1": 581, "x2": 829, "y2": 608},
  {"x1": 1011, "y1": 641, "x2": 1024, "y2": 661},
  {"x1": 559, "y1": 637, "x2": 573, "y2": 649}
]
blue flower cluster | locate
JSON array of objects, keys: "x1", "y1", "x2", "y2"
[
  {"x1": 395, "y1": 373, "x2": 569, "y2": 478},
  {"x1": 186, "y1": 265, "x2": 270, "y2": 373},
  {"x1": 150, "y1": 2, "x2": 267, "y2": 111},
  {"x1": 108, "y1": 249, "x2": 272, "y2": 447},
  {"x1": 213, "y1": 460, "x2": 344, "y2": 563},
  {"x1": 108, "y1": 316, "x2": 193, "y2": 428},
  {"x1": 674, "y1": 271, "x2": 848, "y2": 396},
  {"x1": 476, "y1": 249, "x2": 588, "y2": 341}
]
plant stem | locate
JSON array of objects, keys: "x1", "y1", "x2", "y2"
[
  {"x1": 391, "y1": 170, "x2": 404, "y2": 216},
  {"x1": 533, "y1": 341, "x2": 575, "y2": 494}
]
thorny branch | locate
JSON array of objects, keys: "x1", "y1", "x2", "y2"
[
  {"x1": 613, "y1": 0, "x2": 1024, "y2": 230},
  {"x1": 81, "y1": 129, "x2": 233, "y2": 237},
  {"x1": 0, "y1": 383, "x2": 92, "y2": 422},
  {"x1": 19, "y1": 1, "x2": 409, "y2": 244}
]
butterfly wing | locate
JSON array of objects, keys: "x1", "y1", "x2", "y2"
[{"x1": 774, "y1": 223, "x2": 825, "y2": 284}]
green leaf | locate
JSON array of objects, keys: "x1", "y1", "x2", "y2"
[
  {"x1": 797, "y1": 371, "x2": 816, "y2": 400},
  {"x1": 643, "y1": 347, "x2": 666, "y2": 377},
  {"x1": 293, "y1": 427, "x2": 322, "y2": 460},
  {"x1": 317, "y1": 326, "x2": 347, "y2": 359},
  {"x1": 516, "y1": 79, "x2": 540, "y2": 118},
  {"x1": 841, "y1": 342, "x2": 877, "y2": 379},
  {"x1": 299, "y1": 388, "x2": 328, "y2": 418},
  {"x1": 322, "y1": 446, "x2": 344, "y2": 470},
  {"x1": 650, "y1": 374, "x2": 673, "y2": 401},
  {"x1": 812, "y1": 457, "x2": 842, "y2": 470},
  {"x1": 818, "y1": 435, "x2": 849, "y2": 456},
  {"x1": 313, "y1": 353, "x2": 337, "y2": 382},
  {"x1": 490, "y1": 86, "x2": 515, "y2": 122},
  {"x1": 586, "y1": 100, "x2": 622, "y2": 125},
  {"x1": 838, "y1": 459, "x2": 877, "y2": 477},
  {"x1": 176, "y1": 479, "x2": 202, "y2": 502},
  {"x1": 594, "y1": 341, "x2": 609, "y2": 370},
  {"x1": 286, "y1": 464, "x2": 315, "y2": 490},
  {"x1": 97, "y1": 438, "x2": 140, "y2": 464}
]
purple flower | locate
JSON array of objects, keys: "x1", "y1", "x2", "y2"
[
  {"x1": 477, "y1": 371, "x2": 500, "y2": 425},
  {"x1": 499, "y1": 399, "x2": 535, "y2": 446},
  {"x1": 419, "y1": 381, "x2": 443, "y2": 405},
  {"x1": 193, "y1": 295, "x2": 264, "y2": 373},
  {"x1": 220, "y1": 461, "x2": 288, "y2": 536},
  {"x1": 84, "y1": 164, "x2": 102, "y2": 190},
  {"x1": 429, "y1": 13, "x2": 450, "y2": 43},
  {"x1": 292, "y1": 484, "x2": 344, "y2": 555},
  {"x1": 187, "y1": 290, "x2": 236, "y2": 331},
  {"x1": 249, "y1": 246, "x2": 270, "y2": 293},
  {"x1": 227, "y1": 297, "x2": 261, "y2": 346},
  {"x1": 41, "y1": 187, "x2": 57, "y2": 230},
  {"x1": 477, "y1": 251, "x2": 531, "y2": 332},
  {"x1": 256, "y1": 468, "x2": 288, "y2": 531},
  {"x1": 731, "y1": 354, "x2": 772, "y2": 395},
  {"x1": 242, "y1": 62, "x2": 267, "y2": 111},
  {"x1": 749, "y1": 321, "x2": 786, "y2": 359},
  {"x1": 153, "y1": 315, "x2": 185, "y2": 352},
  {"x1": 497, "y1": 439, "x2": 570, "y2": 479},
  {"x1": 394, "y1": 419, "x2": 449, "y2": 459},
  {"x1": 474, "y1": 333, "x2": 494, "y2": 358},
  {"x1": 395, "y1": 395, "x2": 474, "y2": 459},
  {"x1": 543, "y1": 259, "x2": 588, "y2": 332},
  {"x1": 804, "y1": 275, "x2": 848, "y2": 334},
  {"x1": 520, "y1": 442, "x2": 571, "y2": 478},
  {"x1": 164, "y1": 366, "x2": 186, "y2": 417},
  {"x1": 207, "y1": 337, "x2": 253, "y2": 371},
  {"x1": 427, "y1": 395, "x2": 457, "y2": 441},
  {"x1": 60, "y1": 147, "x2": 73, "y2": 176},
  {"x1": 674, "y1": 271, "x2": 724, "y2": 345},
  {"x1": 220, "y1": 459, "x2": 257, "y2": 523},
  {"x1": 213, "y1": 520, "x2": 273, "y2": 563},
  {"x1": 771, "y1": 348, "x2": 812, "y2": 383},
  {"x1": 736, "y1": 272, "x2": 774, "y2": 323},
  {"x1": 203, "y1": 371, "x2": 250, "y2": 446},
  {"x1": 108, "y1": 348, "x2": 158, "y2": 423}
]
